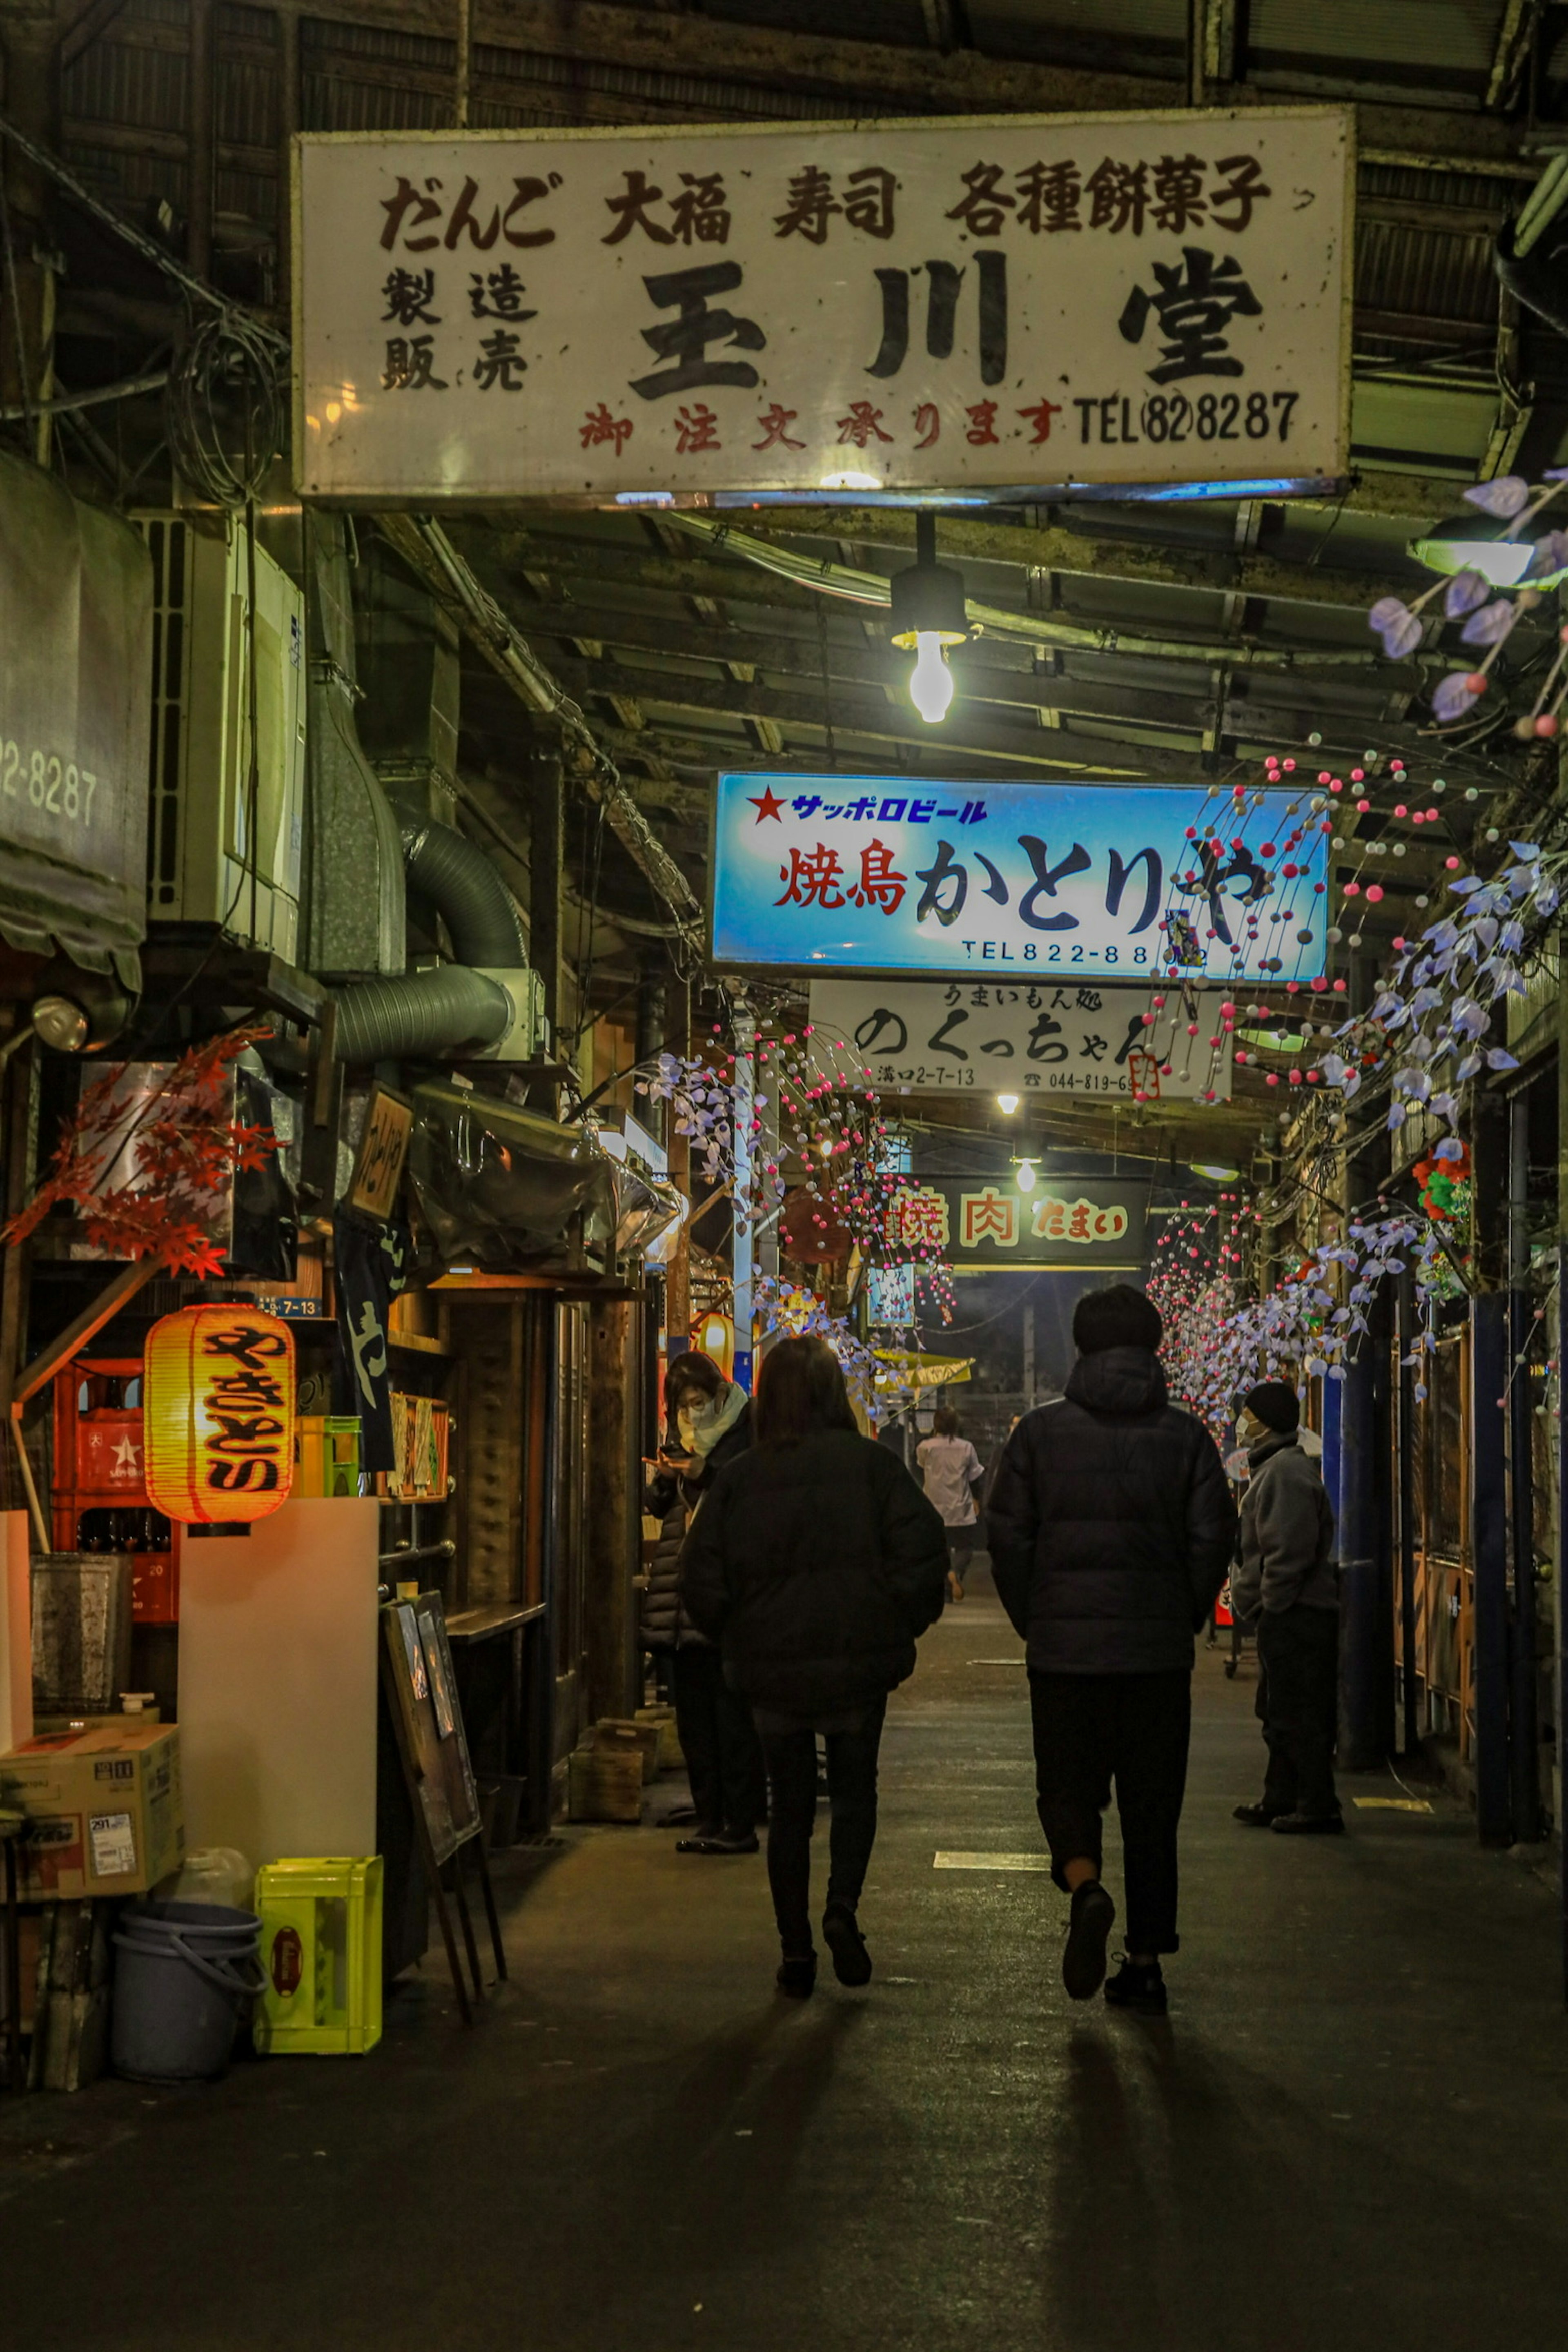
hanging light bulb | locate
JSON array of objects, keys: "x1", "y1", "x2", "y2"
[
  {"x1": 909, "y1": 633, "x2": 955, "y2": 724},
  {"x1": 996, "y1": 1091, "x2": 1020, "y2": 1115},
  {"x1": 889, "y1": 512, "x2": 968, "y2": 727},
  {"x1": 1016, "y1": 1157, "x2": 1038, "y2": 1193}
]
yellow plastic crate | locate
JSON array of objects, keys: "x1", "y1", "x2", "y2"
[
  {"x1": 252, "y1": 1857, "x2": 383, "y2": 2056},
  {"x1": 294, "y1": 1417, "x2": 362, "y2": 1499}
]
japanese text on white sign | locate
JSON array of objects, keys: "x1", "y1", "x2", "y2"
[
  {"x1": 294, "y1": 108, "x2": 1351, "y2": 501},
  {"x1": 810, "y1": 979, "x2": 1233, "y2": 1102}
]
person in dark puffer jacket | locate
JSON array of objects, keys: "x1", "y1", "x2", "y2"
[
  {"x1": 642, "y1": 1350, "x2": 766, "y2": 1855},
  {"x1": 987, "y1": 1283, "x2": 1236, "y2": 2016},
  {"x1": 679, "y1": 1335, "x2": 949, "y2": 1999},
  {"x1": 1229, "y1": 1380, "x2": 1342, "y2": 1835}
]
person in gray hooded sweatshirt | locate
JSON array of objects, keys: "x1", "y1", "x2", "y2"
[{"x1": 1230, "y1": 1381, "x2": 1343, "y2": 1834}]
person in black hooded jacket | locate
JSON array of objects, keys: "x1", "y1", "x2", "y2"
[
  {"x1": 679, "y1": 1334, "x2": 949, "y2": 1999},
  {"x1": 987, "y1": 1283, "x2": 1236, "y2": 2015},
  {"x1": 642, "y1": 1350, "x2": 766, "y2": 1855}
]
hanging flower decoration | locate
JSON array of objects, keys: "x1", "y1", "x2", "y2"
[
  {"x1": 1370, "y1": 470, "x2": 1568, "y2": 728},
  {"x1": 637, "y1": 1026, "x2": 956, "y2": 1325},
  {"x1": 1151, "y1": 1207, "x2": 1453, "y2": 1441},
  {"x1": 753, "y1": 1274, "x2": 879, "y2": 1382},
  {"x1": 1412, "y1": 1138, "x2": 1472, "y2": 1225},
  {"x1": 1315, "y1": 841, "x2": 1552, "y2": 1135}
]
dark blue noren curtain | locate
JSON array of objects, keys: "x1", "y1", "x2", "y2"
[{"x1": 332, "y1": 1214, "x2": 408, "y2": 1473}]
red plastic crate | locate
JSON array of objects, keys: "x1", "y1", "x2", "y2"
[{"x1": 51, "y1": 1357, "x2": 181, "y2": 1624}]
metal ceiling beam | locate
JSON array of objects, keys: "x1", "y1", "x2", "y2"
[
  {"x1": 728, "y1": 506, "x2": 1417, "y2": 610},
  {"x1": 275, "y1": 0, "x2": 1530, "y2": 165},
  {"x1": 662, "y1": 512, "x2": 1413, "y2": 673},
  {"x1": 529, "y1": 624, "x2": 1412, "y2": 748},
  {"x1": 546, "y1": 656, "x2": 1247, "y2": 785}
]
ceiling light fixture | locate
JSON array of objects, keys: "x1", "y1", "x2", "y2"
[
  {"x1": 1409, "y1": 513, "x2": 1558, "y2": 589},
  {"x1": 1015, "y1": 1157, "x2": 1038, "y2": 1193},
  {"x1": 996, "y1": 1091, "x2": 1020, "y2": 1115},
  {"x1": 889, "y1": 511, "x2": 968, "y2": 724}
]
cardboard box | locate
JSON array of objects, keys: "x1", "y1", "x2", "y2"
[{"x1": 0, "y1": 1724, "x2": 184, "y2": 1900}]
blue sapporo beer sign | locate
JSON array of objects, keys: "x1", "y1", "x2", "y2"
[
  {"x1": 294, "y1": 107, "x2": 1351, "y2": 501},
  {"x1": 711, "y1": 774, "x2": 1328, "y2": 986}
]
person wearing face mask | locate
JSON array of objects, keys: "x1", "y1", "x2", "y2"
[
  {"x1": 642, "y1": 1351, "x2": 766, "y2": 1855},
  {"x1": 1229, "y1": 1382, "x2": 1343, "y2": 1835}
]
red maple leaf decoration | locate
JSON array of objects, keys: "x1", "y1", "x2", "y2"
[{"x1": 2, "y1": 1026, "x2": 278, "y2": 1277}]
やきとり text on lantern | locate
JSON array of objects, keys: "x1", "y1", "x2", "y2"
[{"x1": 143, "y1": 1307, "x2": 298, "y2": 1530}]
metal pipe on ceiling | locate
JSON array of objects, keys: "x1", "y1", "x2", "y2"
[
  {"x1": 662, "y1": 512, "x2": 1415, "y2": 675},
  {"x1": 376, "y1": 513, "x2": 703, "y2": 938}
]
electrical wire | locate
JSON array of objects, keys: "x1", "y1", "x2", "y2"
[{"x1": 166, "y1": 309, "x2": 284, "y2": 508}]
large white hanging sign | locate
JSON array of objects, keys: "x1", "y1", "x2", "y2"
[
  {"x1": 809, "y1": 978, "x2": 1233, "y2": 1102},
  {"x1": 293, "y1": 106, "x2": 1352, "y2": 501}
]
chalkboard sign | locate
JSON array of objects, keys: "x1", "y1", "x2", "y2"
[{"x1": 380, "y1": 1593, "x2": 480, "y2": 1866}]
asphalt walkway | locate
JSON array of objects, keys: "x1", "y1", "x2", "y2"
[{"x1": 3, "y1": 1571, "x2": 1566, "y2": 2352}]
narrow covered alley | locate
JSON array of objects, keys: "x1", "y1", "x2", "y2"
[{"x1": 4, "y1": 1574, "x2": 1563, "y2": 2352}]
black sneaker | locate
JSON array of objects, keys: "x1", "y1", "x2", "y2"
[
  {"x1": 1105, "y1": 1957, "x2": 1168, "y2": 2016},
  {"x1": 776, "y1": 1952, "x2": 817, "y2": 1999},
  {"x1": 1271, "y1": 1811, "x2": 1345, "y2": 1836},
  {"x1": 822, "y1": 1904, "x2": 873, "y2": 1987},
  {"x1": 1233, "y1": 1802, "x2": 1286, "y2": 1827},
  {"x1": 1062, "y1": 1880, "x2": 1116, "y2": 2001}
]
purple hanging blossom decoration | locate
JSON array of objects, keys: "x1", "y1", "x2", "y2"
[
  {"x1": 1443, "y1": 569, "x2": 1490, "y2": 618},
  {"x1": 1459, "y1": 598, "x2": 1518, "y2": 648},
  {"x1": 1461, "y1": 476, "x2": 1530, "y2": 518},
  {"x1": 1523, "y1": 529, "x2": 1568, "y2": 582},
  {"x1": 1432, "y1": 672, "x2": 1482, "y2": 724},
  {"x1": 1368, "y1": 597, "x2": 1425, "y2": 660}
]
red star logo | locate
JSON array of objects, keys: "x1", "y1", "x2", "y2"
[{"x1": 748, "y1": 786, "x2": 786, "y2": 822}]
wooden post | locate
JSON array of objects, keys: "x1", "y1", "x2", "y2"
[
  {"x1": 528, "y1": 746, "x2": 565, "y2": 1046},
  {"x1": 188, "y1": 0, "x2": 215, "y2": 282},
  {"x1": 276, "y1": 4, "x2": 301, "y2": 319},
  {"x1": 0, "y1": 2, "x2": 60, "y2": 463},
  {"x1": 584, "y1": 1298, "x2": 637, "y2": 1725}
]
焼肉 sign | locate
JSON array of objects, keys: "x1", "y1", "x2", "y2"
[
  {"x1": 886, "y1": 1176, "x2": 1149, "y2": 1269},
  {"x1": 712, "y1": 774, "x2": 1328, "y2": 985},
  {"x1": 293, "y1": 107, "x2": 1351, "y2": 502},
  {"x1": 809, "y1": 978, "x2": 1234, "y2": 1101}
]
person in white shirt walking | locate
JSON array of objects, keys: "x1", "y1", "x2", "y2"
[{"x1": 916, "y1": 1406, "x2": 985, "y2": 1602}]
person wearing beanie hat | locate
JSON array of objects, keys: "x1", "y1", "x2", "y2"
[
  {"x1": 987, "y1": 1282, "x2": 1236, "y2": 2017},
  {"x1": 1231, "y1": 1381, "x2": 1342, "y2": 1835}
]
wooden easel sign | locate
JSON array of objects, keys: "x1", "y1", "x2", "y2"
[{"x1": 379, "y1": 1593, "x2": 506, "y2": 2024}]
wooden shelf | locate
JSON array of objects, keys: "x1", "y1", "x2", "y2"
[{"x1": 388, "y1": 1330, "x2": 450, "y2": 1359}]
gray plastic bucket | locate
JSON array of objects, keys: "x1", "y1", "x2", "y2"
[{"x1": 111, "y1": 1901, "x2": 266, "y2": 2083}]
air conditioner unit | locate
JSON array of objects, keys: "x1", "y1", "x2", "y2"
[{"x1": 138, "y1": 512, "x2": 305, "y2": 958}]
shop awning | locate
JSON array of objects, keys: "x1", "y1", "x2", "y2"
[
  {"x1": 872, "y1": 1350, "x2": 976, "y2": 1391},
  {"x1": 0, "y1": 449, "x2": 151, "y2": 991}
]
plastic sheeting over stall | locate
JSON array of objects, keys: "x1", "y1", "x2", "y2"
[
  {"x1": 408, "y1": 1082, "x2": 680, "y2": 1273},
  {"x1": 0, "y1": 449, "x2": 151, "y2": 988}
]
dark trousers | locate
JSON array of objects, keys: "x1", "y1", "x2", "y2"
[
  {"x1": 1256, "y1": 1605, "x2": 1341, "y2": 1820},
  {"x1": 671, "y1": 1644, "x2": 766, "y2": 1833},
  {"x1": 758, "y1": 1698, "x2": 887, "y2": 1955},
  {"x1": 947, "y1": 1526, "x2": 977, "y2": 1577},
  {"x1": 1028, "y1": 1669, "x2": 1191, "y2": 1956}
]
